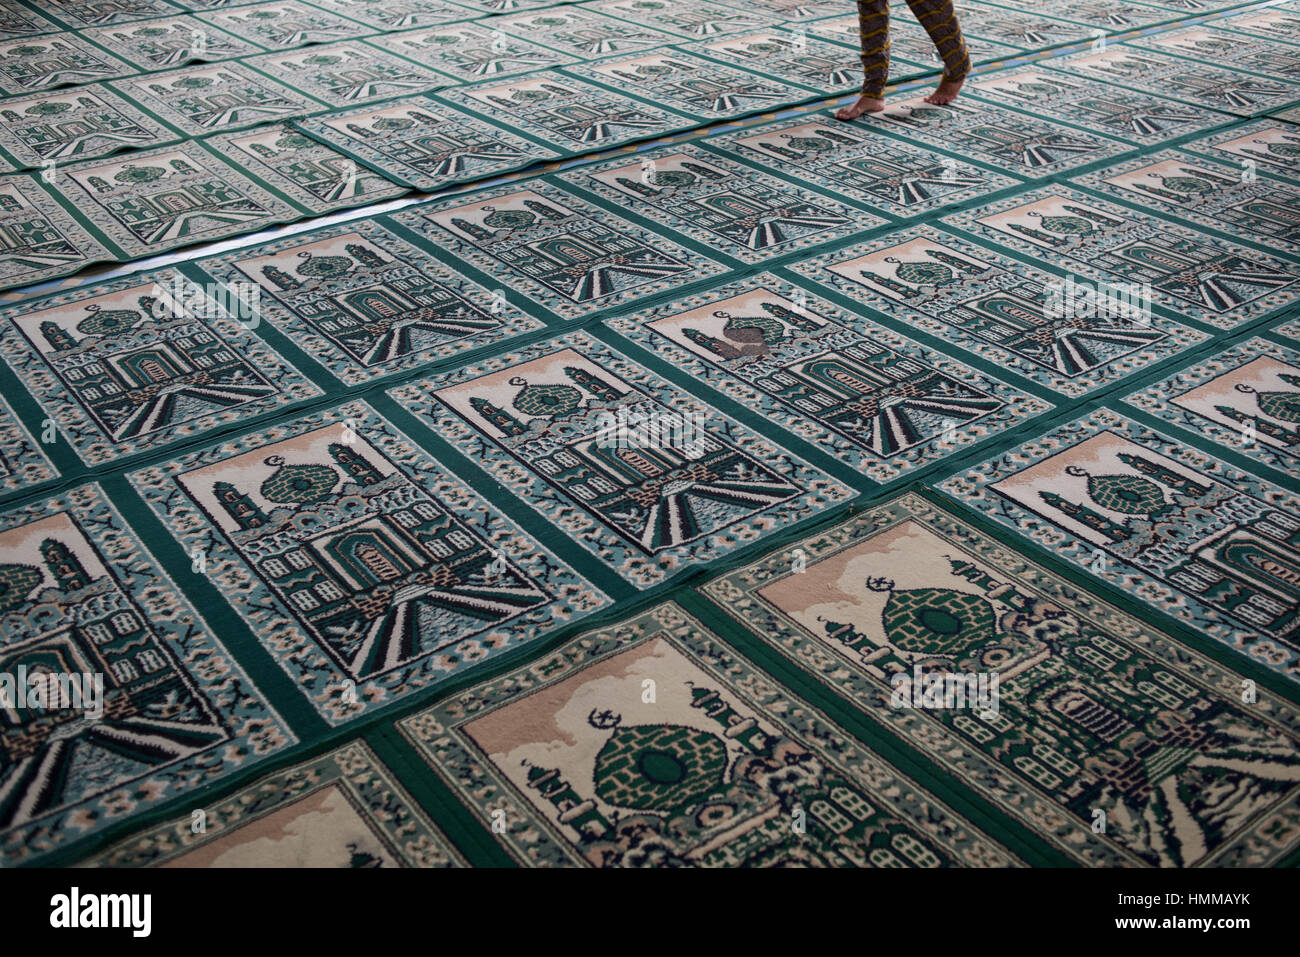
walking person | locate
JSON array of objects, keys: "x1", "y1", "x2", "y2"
[{"x1": 836, "y1": 0, "x2": 972, "y2": 120}]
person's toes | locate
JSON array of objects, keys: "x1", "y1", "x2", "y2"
[{"x1": 837, "y1": 96, "x2": 886, "y2": 119}]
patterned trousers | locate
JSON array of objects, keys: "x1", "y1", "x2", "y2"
[{"x1": 856, "y1": 0, "x2": 972, "y2": 98}]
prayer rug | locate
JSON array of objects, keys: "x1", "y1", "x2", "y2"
[
  {"x1": 81, "y1": 742, "x2": 466, "y2": 867},
  {"x1": 703, "y1": 491, "x2": 1300, "y2": 867},
  {"x1": 292, "y1": 0, "x2": 473, "y2": 30},
  {"x1": 936, "y1": 407, "x2": 1300, "y2": 684},
  {"x1": 798, "y1": 14, "x2": 880, "y2": 49},
  {"x1": 1070, "y1": 148, "x2": 1300, "y2": 256},
  {"x1": 25, "y1": 0, "x2": 183, "y2": 28},
  {"x1": 951, "y1": 3, "x2": 1099, "y2": 50},
  {"x1": 1183, "y1": 119, "x2": 1300, "y2": 180},
  {"x1": 585, "y1": 0, "x2": 771, "y2": 38},
  {"x1": 685, "y1": 30, "x2": 860, "y2": 95},
  {"x1": 784, "y1": 224, "x2": 1209, "y2": 397},
  {"x1": 0, "y1": 5, "x2": 61, "y2": 39},
  {"x1": 389, "y1": 180, "x2": 731, "y2": 321},
  {"x1": 490, "y1": 8, "x2": 679, "y2": 58},
  {"x1": 46, "y1": 141, "x2": 301, "y2": 259},
  {"x1": 127, "y1": 400, "x2": 611, "y2": 725},
  {"x1": 706, "y1": 116, "x2": 1023, "y2": 218},
  {"x1": 941, "y1": 185, "x2": 1300, "y2": 329},
  {"x1": 563, "y1": 50, "x2": 817, "y2": 122},
  {"x1": 966, "y1": 66, "x2": 1236, "y2": 146},
  {"x1": 246, "y1": 41, "x2": 448, "y2": 106},
  {"x1": 293, "y1": 96, "x2": 559, "y2": 191},
  {"x1": 0, "y1": 482, "x2": 296, "y2": 866},
  {"x1": 195, "y1": 1, "x2": 375, "y2": 50},
  {"x1": 708, "y1": 0, "x2": 848, "y2": 22},
  {"x1": 397, "y1": 600, "x2": 1018, "y2": 867},
  {"x1": 1122, "y1": 336, "x2": 1300, "y2": 477},
  {"x1": 555, "y1": 143, "x2": 874, "y2": 263},
  {"x1": 107, "y1": 61, "x2": 324, "y2": 136},
  {"x1": 1216, "y1": 4, "x2": 1300, "y2": 44},
  {"x1": 82, "y1": 15, "x2": 263, "y2": 70},
  {"x1": 379, "y1": 23, "x2": 577, "y2": 82},
  {"x1": 850, "y1": 94, "x2": 1134, "y2": 178},
  {"x1": 450, "y1": 0, "x2": 567, "y2": 14},
  {"x1": 1046, "y1": 45, "x2": 1300, "y2": 117},
  {"x1": 604, "y1": 273, "x2": 1052, "y2": 481},
  {"x1": 0, "y1": 35, "x2": 135, "y2": 94},
  {"x1": 167, "y1": 0, "x2": 244, "y2": 8},
  {"x1": 1138, "y1": 0, "x2": 1247, "y2": 10},
  {"x1": 1274, "y1": 104, "x2": 1300, "y2": 124},
  {"x1": 0, "y1": 174, "x2": 114, "y2": 290},
  {"x1": 387, "y1": 331, "x2": 855, "y2": 589},
  {"x1": 4, "y1": 0, "x2": 1299, "y2": 872},
  {"x1": 436, "y1": 72, "x2": 695, "y2": 154},
  {"x1": 194, "y1": 217, "x2": 547, "y2": 386},
  {"x1": 0, "y1": 268, "x2": 323, "y2": 466},
  {"x1": 982, "y1": 0, "x2": 1181, "y2": 31},
  {"x1": 203, "y1": 123, "x2": 408, "y2": 214},
  {"x1": 802, "y1": 13, "x2": 1024, "y2": 70},
  {"x1": 0, "y1": 85, "x2": 181, "y2": 171},
  {"x1": 1127, "y1": 25, "x2": 1300, "y2": 82},
  {"x1": 0, "y1": 393, "x2": 57, "y2": 496}
]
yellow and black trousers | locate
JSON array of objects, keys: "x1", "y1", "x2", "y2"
[{"x1": 856, "y1": 0, "x2": 972, "y2": 98}]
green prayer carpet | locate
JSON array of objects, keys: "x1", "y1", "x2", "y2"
[{"x1": 0, "y1": 0, "x2": 1297, "y2": 870}]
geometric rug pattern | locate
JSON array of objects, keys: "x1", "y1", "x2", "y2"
[{"x1": 1, "y1": 0, "x2": 1299, "y2": 868}]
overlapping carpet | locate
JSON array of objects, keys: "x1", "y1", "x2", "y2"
[{"x1": 0, "y1": 0, "x2": 1298, "y2": 868}]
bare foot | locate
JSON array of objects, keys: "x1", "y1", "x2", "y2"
[
  {"x1": 834, "y1": 95, "x2": 885, "y2": 120},
  {"x1": 924, "y1": 76, "x2": 964, "y2": 105}
]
